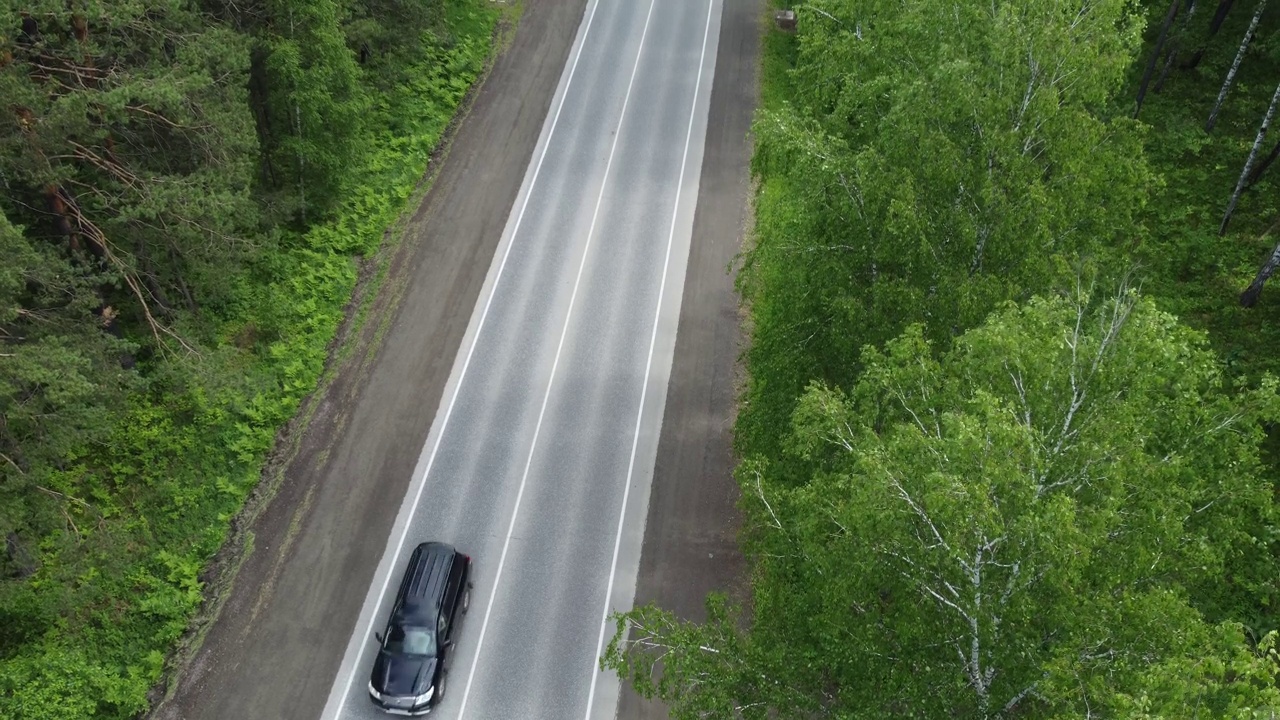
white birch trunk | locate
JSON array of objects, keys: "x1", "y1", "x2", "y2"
[
  {"x1": 1221, "y1": 80, "x2": 1280, "y2": 234},
  {"x1": 1239, "y1": 218, "x2": 1280, "y2": 305},
  {"x1": 1240, "y1": 237, "x2": 1280, "y2": 306},
  {"x1": 1206, "y1": 0, "x2": 1268, "y2": 132}
]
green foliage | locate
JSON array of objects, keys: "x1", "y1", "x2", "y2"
[
  {"x1": 262, "y1": 0, "x2": 371, "y2": 221},
  {"x1": 0, "y1": 0, "x2": 261, "y2": 332},
  {"x1": 604, "y1": 594, "x2": 809, "y2": 720},
  {"x1": 0, "y1": 0, "x2": 498, "y2": 716},
  {"x1": 1105, "y1": 625, "x2": 1280, "y2": 719},
  {"x1": 342, "y1": 0, "x2": 447, "y2": 88},
  {"x1": 610, "y1": 291, "x2": 1280, "y2": 718},
  {"x1": 607, "y1": 0, "x2": 1280, "y2": 716},
  {"x1": 1129, "y1": 0, "x2": 1280, "y2": 383},
  {"x1": 0, "y1": 211, "x2": 137, "y2": 578},
  {"x1": 739, "y1": 0, "x2": 1152, "y2": 467},
  {"x1": 1121, "y1": 0, "x2": 1280, "y2": 636}
]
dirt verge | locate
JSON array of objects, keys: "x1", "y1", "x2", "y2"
[{"x1": 615, "y1": 0, "x2": 764, "y2": 716}]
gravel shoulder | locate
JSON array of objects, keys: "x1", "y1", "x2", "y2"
[{"x1": 617, "y1": 0, "x2": 763, "y2": 716}]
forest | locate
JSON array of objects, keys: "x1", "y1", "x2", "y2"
[
  {"x1": 0, "y1": 0, "x2": 497, "y2": 717},
  {"x1": 605, "y1": 0, "x2": 1280, "y2": 717}
]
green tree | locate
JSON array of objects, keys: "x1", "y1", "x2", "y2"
[
  {"x1": 262, "y1": 0, "x2": 370, "y2": 223},
  {"x1": 0, "y1": 211, "x2": 135, "y2": 580},
  {"x1": 740, "y1": 0, "x2": 1151, "y2": 463},
  {"x1": 0, "y1": 0, "x2": 260, "y2": 338},
  {"x1": 342, "y1": 0, "x2": 445, "y2": 83},
  {"x1": 608, "y1": 289, "x2": 1280, "y2": 718}
]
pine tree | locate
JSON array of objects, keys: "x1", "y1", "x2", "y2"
[
  {"x1": 0, "y1": 1, "x2": 261, "y2": 346},
  {"x1": 0, "y1": 211, "x2": 134, "y2": 578}
]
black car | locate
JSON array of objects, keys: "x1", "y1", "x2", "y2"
[{"x1": 368, "y1": 542, "x2": 472, "y2": 715}]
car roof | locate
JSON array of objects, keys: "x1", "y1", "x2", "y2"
[{"x1": 394, "y1": 542, "x2": 456, "y2": 625}]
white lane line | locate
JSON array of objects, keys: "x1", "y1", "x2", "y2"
[
  {"x1": 455, "y1": 0, "x2": 660, "y2": 715},
  {"x1": 331, "y1": 0, "x2": 604, "y2": 710},
  {"x1": 582, "y1": 0, "x2": 716, "y2": 716}
]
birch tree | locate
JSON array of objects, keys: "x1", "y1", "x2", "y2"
[
  {"x1": 1205, "y1": 0, "x2": 1269, "y2": 132},
  {"x1": 1238, "y1": 217, "x2": 1280, "y2": 305},
  {"x1": 262, "y1": 0, "x2": 369, "y2": 223},
  {"x1": 740, "y1": 0, "x2": 1150, "y2": 460},
  {"x1": 607, "y1": 290, "x2": 1280, "y2": 719},
  {"x1": 1221, "y1": 80, "x2": 1280, "y2": 234}
]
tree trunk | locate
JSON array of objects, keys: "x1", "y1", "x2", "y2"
[
  {"x1": 1155, "y1": 48, "x2": 1179, "y2": 92},
  {"x1": 247, "y1": 45, "x2": 276, "y2": 188},
  {"x1": 1206, "y1": 0, "x2": 1267, "y2": 132},
  {"x1": 169, "y1": 245, "x2": 199, "y2": 313},
  {"x1": 1222, "y1": 80, "x2": 1280, "y2": 235},
  {"x1": 5, "y1": 532, "x2": 38, "y2": 579},
  {"x1": 1135, "y1": 0, "x2": 1183, "y2": 118},
  {"x1": 1240, "y1": 220, "x2": 1280, "y2": 305},
  {"x1": 1207, "y1": 0, "x2": 1238, "y2": 33},
  {"x1": 1154, "y1": 0, "x2": 1198, "y2": 93},
  {"x1": 44, "y1": 185, "x2": 74, "y2": 248},
  {"x1": 1246, "y1": 137, "x2": 1280, "y2": 187},
  {"x1": 1185, "y1": 0, "x2": 1237, "y2": 69},
  {"x1": 288, "y1": 8, "x2": 306, "y2": 226},
  {"x1": 138, "y1": 247, "x2": 176, "y2": 318}
]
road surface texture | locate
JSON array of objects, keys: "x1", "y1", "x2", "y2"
[
  {"x1": 149, "y1": 0, "x2": 759, "y2": 717},
  {"x1": 615, "y1": 0, "x2": 760, "y2": 715},
  {"x1": 323, "y1": 0, "x2": 723, "y2": 717}
]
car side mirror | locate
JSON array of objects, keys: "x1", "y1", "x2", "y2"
[
  {"x1": 374, "y1": 631, "x2": 384, "y2": 644},
  {"x1": 445, "y1": 639, "x2": 455, "y2": 649}
]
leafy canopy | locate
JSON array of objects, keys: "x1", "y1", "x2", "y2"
[
  {"x1": 740, "y1": 0, "x2": 1150, "y2": 462},
  {"x1": 608, "y1": 289, "x2": 1280, "y2": 719}
]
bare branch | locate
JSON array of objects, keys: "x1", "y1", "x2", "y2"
[
  {"x1": 1, "y1": 452, "x2": 24, "y2": 474},
  {"x1": 59, "y1": 191, "x2": 199, "y2": 356},
  {"x1": 1002, "y1": 680, "x2": 1040, "y2": 714}
]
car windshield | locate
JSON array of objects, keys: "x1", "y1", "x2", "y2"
[{"x1": 384, "y1": 624, "x2": 436, "y2": 656}]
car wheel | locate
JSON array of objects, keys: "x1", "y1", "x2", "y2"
[
  {"x1": 436, "y1": 672, "x2": 446, "y2": 702},
  {"x1": 461, "y1": 587, "x2": 471, "y2": 614}
]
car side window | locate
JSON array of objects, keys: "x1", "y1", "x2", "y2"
[{"x1": 448, "y1": 557, "x2": 464, "y2": 617}]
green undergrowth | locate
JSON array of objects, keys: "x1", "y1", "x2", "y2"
[
  {"x1": 740, "y1": 0, "x2": 1280, "y2": 645},
  {"x1": 734, "y1": 1, "x2": 801, "y2": 461},
  {"x1": 1132, "y1": 23, "x2": 1280, "y2": 385},
  {"x1": 0, "y1": 4, "x2": 498, "y2": 719},
  {"x1": 1124, "y1": 8, "x2": 1280, "y2": 636}
]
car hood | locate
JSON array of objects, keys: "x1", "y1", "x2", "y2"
[{"x1": 371, "y1": 653, "x2": 437, "y2": 697}]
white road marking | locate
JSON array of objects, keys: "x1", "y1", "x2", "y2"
[
  {"x1": 582, "y1": 0, "x2": 717, "y2": 716},
  {"x1": 454, "y1": 0, "x2": 660, "y2": 715},
  {"x1": 326, "y1": 0, "x2": 604, "y2": 711}
]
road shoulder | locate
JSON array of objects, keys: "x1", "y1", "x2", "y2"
[{"x1": 617, "y1": 0, "x2": 763, "y2": 716}]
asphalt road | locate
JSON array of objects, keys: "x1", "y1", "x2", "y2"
[
  {"x1": 616, "y1": 0, "x2": 759, "y2": 714},
  {"x1": 321, "y1": 1, "x2": 724, "y2": 719},
  {"x1": 148, "y1": 0, "x2": 757, "y2": 718}
]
